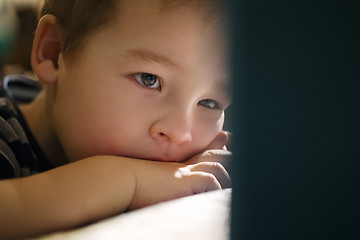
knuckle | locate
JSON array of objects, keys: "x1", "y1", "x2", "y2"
[
  {"x1": 203, "y1": 150, "x2": 216, "y2": 157},
  {"x1": 213, "y1": 161, "x2": 223, "y2": 169},
  {"x1": 204, "y1": 173, "x2": 217, "y2": 182},
  {"x1": 201, "y1": 150, "x2": 232, "y2": 161},
  {"x1": 194, "y1": 172, "x2": 217, "y2": 183},
  {"x1": 203, "y1": 173, "x2": 221, "y2": 190},
  {"x1": 207, "y1": 161, "x2": 225, "y2": 171}
]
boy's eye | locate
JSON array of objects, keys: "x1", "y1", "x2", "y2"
[
  {"x1": 134, "y1": 73, "x2": 161, "y2": 90},
  {"x1": 198, "y1": 99, "x2": 222, "y2": 110}
]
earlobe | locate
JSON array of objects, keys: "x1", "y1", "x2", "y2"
[{"x1": 31, "y1": 14, "x2": 62, "y2": 84}]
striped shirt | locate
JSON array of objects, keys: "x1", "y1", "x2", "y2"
[{"x1": 0, "y1": 98, "x2": 52, "y2": 179}]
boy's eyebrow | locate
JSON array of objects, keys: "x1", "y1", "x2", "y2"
[{"x1": 122, "y1": 49, "x2": 179, "y2": 67}]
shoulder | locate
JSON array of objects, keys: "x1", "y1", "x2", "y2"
[
  {"x1": 0, "y1": 98, "x2": 31, "y2": 179},
  {"x1": 0, "y1": 98, "x2": 21, "y2": 178},
  {"x1": 0, "y1": 98, "x2": 27, "y2": 145},
  {"x1": 0, "y1": 98, "x2": 17, "y2": 118},
  {"x1": 0, "y1": 97, "x2": 52, "y2": 179}
]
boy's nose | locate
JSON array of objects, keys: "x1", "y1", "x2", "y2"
[{"x1": 150, "y1": 112, "x2": 192, "y2": 145}]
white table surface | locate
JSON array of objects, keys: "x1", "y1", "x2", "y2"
[{"x1": 30, "y1": 189, "x2": 232, "y2": 240}]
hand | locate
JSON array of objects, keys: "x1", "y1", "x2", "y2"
[
  {"x1": 204, "y1": 130, "x2": 232, "y2": 151},
  {"x1": 128, "y1": 131, "x2": 232, "y2": 210},
  {"x1": 128, "y1": 159, "x2": 231, "y2": 210},
  {"x1": 185, "y1": 130, "x2": 232, "y2": 170}
]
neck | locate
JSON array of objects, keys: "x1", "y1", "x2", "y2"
[{"x1": 19, "y1": 90, "x2": 68, "y2": 167}]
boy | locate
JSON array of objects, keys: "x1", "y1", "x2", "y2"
[{"x1": 0, "y1": 0, "x2": 232, "y2": 238}]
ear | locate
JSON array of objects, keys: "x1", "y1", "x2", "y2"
[{"x1": 31, "y1": 14, "x2": 62, "y2": 84}]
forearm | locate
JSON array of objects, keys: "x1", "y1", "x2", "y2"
[
  {"x1": 0, "y1": 153, "x2": 231, "y2": 239},
  {"x1": 0, "y1": 156, "x2": 137, "y2": 239}
]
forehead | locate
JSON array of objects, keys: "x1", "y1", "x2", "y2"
[
  {"x1": 112, "y1": 0, "x2": 228, "y2": 62},
  {"x1": 82, "y1": 0, "x2": 230, "y2": 92},
  {"x1": 116, "y1": 0, "x2": 225, "y2": 32}
]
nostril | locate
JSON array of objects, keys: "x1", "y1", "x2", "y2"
[
  {"x1": 150, "y1": 126, "x2": 191, "y2": 144},
  {"x1": 159, "y1": 132, "x2": 170, "y2": 139},
  {"x1": 157, "y1": 132, "x2": 171, "y2": 142},
  {"x1": 159, "y1": 132, "x2": 169, "y2": 139}
]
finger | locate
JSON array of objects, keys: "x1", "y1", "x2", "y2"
[
  {"x1": 199, "y1": 149, "x2": 232, "y2": 170},
  {"x1": 175, "y1": 167, "x2": 222, "y2": 193},
  {"x1": 224, "y1": 131, "x2": 232, "y2": 151},
  {"x1": 187, "y1": 172, "x2": 222, "y2": 194},
  {"x1": 189, "y1": 162, "x2": 232, "y2": 189},
  {"x1": 183, "y1": 149, "x2": 232, "y2": 171},
  {"x1": 204, "y1": 131, "x2": 229, "y2": 150}
]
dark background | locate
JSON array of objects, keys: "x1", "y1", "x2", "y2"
[{"x1": 229, "y1": 0, "x2": 359, "y2": 239}]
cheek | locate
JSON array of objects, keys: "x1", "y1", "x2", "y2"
[
  {"x1": 54, "y1": 90, "x2": 155, "y2": 160},
  {"x1": 193, "y1": 112, "x2": 225, "y2": 147},
  {"x1": 54, "y1": 106, "x2": 136, "y2": 161}
]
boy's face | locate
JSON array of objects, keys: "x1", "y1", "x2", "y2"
[{"x1": 52, "y1": 2, "x2": 231, "y2": 162}]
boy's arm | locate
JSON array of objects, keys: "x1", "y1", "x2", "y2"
[
  {"x1": 0, "y1": 156, "x2": 136, "y2": 239},
  {"x1": 0, "y1": 155, "x2": 230, "y2": 239}
]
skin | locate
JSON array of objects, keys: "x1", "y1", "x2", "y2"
[
  {"x1": 26, "y1": 4, "x2": 231, "y2": 166},
  {"x1": 0, "y1": 1, "x2": 231, "y2": 239}
]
